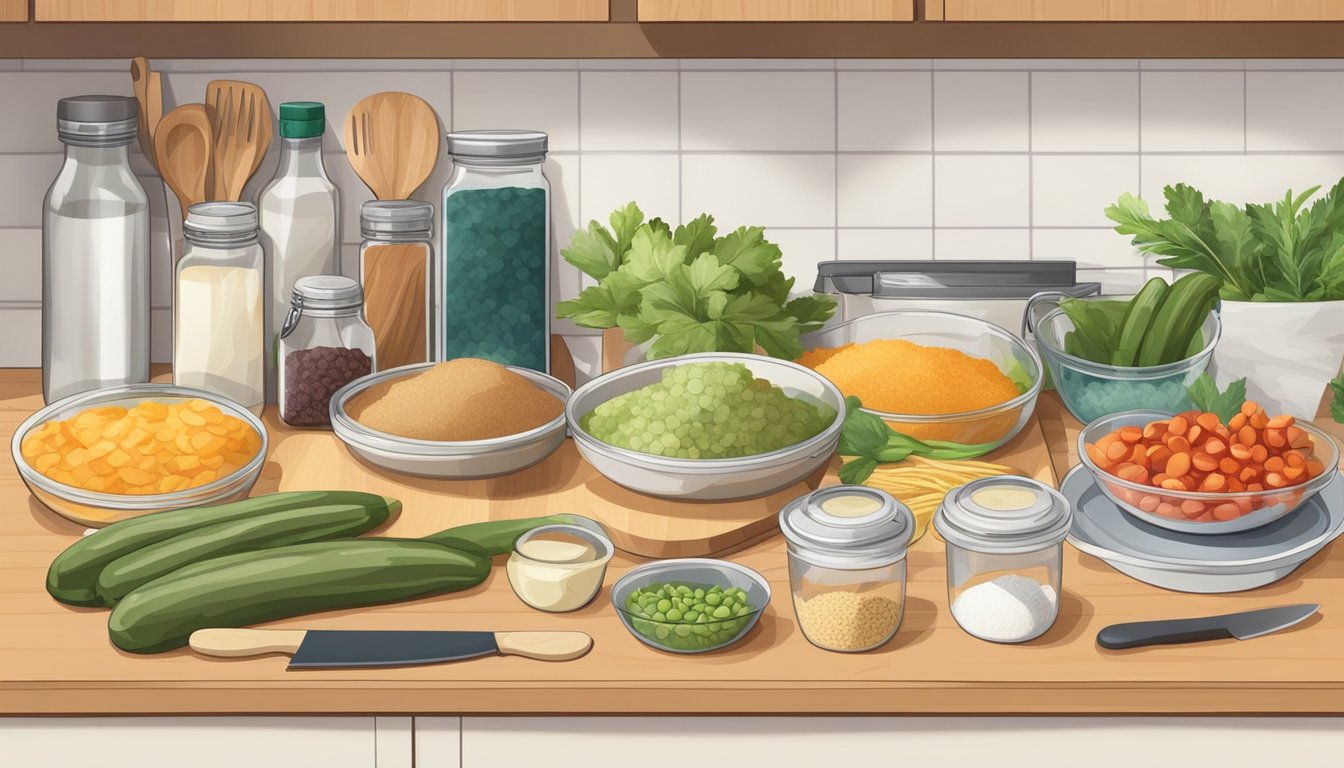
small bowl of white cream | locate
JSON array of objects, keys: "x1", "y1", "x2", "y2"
[{"x1": 506, "y1": 523, "x2": 615, "y2": 612}]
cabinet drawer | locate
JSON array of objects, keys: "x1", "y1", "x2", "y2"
[
  {"x1": 937, "y1": 0, "x2": 1344, "y2": 21},
  {"x1": 36, "y1": 1, "x2": 609, "y2": 22},
  {"x1": 638, "y1": 0, "x2": 914, "y2": 21}
]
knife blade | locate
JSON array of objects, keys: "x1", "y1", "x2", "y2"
[
  {"x1": 1096, "y1": 603, "x2": 1319, "y2": 650},
  {"x1": 189, "y1": 628, "x2": 593, "y2": 668}
]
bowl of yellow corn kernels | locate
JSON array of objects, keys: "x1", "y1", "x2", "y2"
[{"x1": 12, "y1": 384, "x2": 267, "y2": 527}]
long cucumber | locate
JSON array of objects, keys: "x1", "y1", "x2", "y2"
[
  {"x1": 48, "y1": 491, "x2": 401, "y2": 607},
  {"x1": 1111, "y1": 277, "x2": 1169, "y2": 367},
  {"x1": 95, "y1": 502, "x2": 395, "y2": 605},
  {"x1": 108, "y1": 540, "x2": 490, "y2": 654},
  {"x1": 1135, "y1": 273, "x2": 1222, "y2": 366}
]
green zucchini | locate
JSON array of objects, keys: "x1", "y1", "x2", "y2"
[
  {"x1": 108, "y1": 540, "x2": 490, "y2": 654},
  {"x1": 47, "y1": 491, "x2": 401, "y2": 607},
  {"x1": 1111, "y1": 277, "x2": 1169, "y2": 367},
  {"x1": 421, "y1": 514, "x2": 590, "y2": 557},
  {"x1": 95, "y1": 502, "x2": 394, "y2": 605},
  {"x1": 1135, "y1": 273, "x2": 1222, "y2": 366}
]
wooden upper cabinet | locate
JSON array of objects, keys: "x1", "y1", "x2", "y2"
[
  {"x1": 638, "y1": 1, "x2": 914, "y2": 21},
  {"x1": 2, "y1": 0, "x2": 27, "y2": 22},
  {"x1": 937, "y1": 0, "x2": 1344, "y2": 20},
  {"x1": 36, "y1": 1, "x2": 610, "y2": 21}
]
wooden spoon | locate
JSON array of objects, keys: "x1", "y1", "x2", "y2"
[
  {"x1": 206, "y1": 80, "x2": 272, "y2": 201},
  {"x1": 154, "y1": 105, "x2": 214, "y2": 219},
  {"x1": 129, "y1": 56, "x2": 157, "y2": 166},
  {"x1": 345, "y1": 91, "x2": 439, "y2": 200}
]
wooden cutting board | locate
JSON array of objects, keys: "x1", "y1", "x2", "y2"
[{"x1": 266, "y1": 410, "x2": 1057, "y2": 559}]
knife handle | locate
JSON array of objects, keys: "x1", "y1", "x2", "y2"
[
  {"x1": 495, "y1": 632, "x2": 593, "y2": 661},
  {"x1": 1097, "y1": 617, "x2": 1234, "y2": 650},
  {"x1": 190, "y1": 629, "x2": 307, "y2": 658}
]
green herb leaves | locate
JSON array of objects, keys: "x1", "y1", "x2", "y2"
[
  {"x1": 837, "y1": 396, "x2": 999, "y2": 484},
  {"x1": 556, "y1": 202, "x2": 837, "y2": 360},
  {"x1": 1331, "y1": 372, "x2": 1344, "y2": 425},
  {"x1": 1105, "y1": 179, "x2": 1344, "y2": 302},
  {"x1": 1186, "y1": 373, "x2": 1247, "y2": 424}
]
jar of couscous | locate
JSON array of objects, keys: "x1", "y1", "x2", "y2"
[{"x1": 779, "y1": 486, "x2": 914, "y2": 653}]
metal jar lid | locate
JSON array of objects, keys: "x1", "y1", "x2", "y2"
[
  {"x1": 446, "y1": 129, "x2": 548, "y2": 162},
  {"x1": 779, "y1": 486, "x2": 914, "y2": 570},
  {"x1": 184, "y1": 202, "x2": 259, "y2": 245},
  {"x1": 934, "y1": 476, "x2": 1072, "y2": 554},
  {"x1": 360, "y1": 200, "x2": 433, "y2": 239},
  {"x1": 57, "y1": 95, "x2": 138, "y2": 147},
  {"x1": 292, "y1": 275, "x2": 364, "y2": 311}
]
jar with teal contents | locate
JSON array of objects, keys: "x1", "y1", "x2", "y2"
[{"x1": 440, "y1": 130, "x2": 550, "y2": 372}]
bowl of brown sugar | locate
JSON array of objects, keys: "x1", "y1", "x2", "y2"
[{"x1": 329, "y1": 358, "x2": 571, "y2": 479}]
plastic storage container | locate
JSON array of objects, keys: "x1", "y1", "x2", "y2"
[
  {"x1": 780, "y1": 486, "x2": 915, "y2": 653},
  {"x1": 934, "y1": 477, "x2": 1072, "y2": 644},
  {"x1": 279, "y1": 276, "x2": 375, "y2": 427},
  {"x1": 43, "y1": 94, "x2": 150, "y2": 404},
  {"x1": 440, "y1": 129, "x2": 550, "y2": 372},
  {"x1": 360, "y1": 200, "x2": 433, "y2": 370}
]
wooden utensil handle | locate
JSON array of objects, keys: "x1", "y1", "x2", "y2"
[
  {"x1": 494, "y1": 632, "x2": 593, "y2": 661},
  {"x1": 190, "y1": 628, "x2": 307, "y2": 658}
]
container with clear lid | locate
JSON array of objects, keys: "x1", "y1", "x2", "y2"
[
  {"x1": 43, "y1": 94, "x2": 150, "y2": 404},
  {"x1": 360, "y1": 200, "x2": 433, "y2": 370},
  {"x1": 440, "y1": 129, "x2": 550, "y2": 373},
  {"x1": 279, "y1": 276, "x2": 375, "y2": 427},
  {"x1": 934, "y1": 477, "x2": 1072, "y2": 644},
  {"x1": 780, "y1": 486, "x2": 915, "y2": 653},
  {"x1": 174, "y1": 202, "x2": 265, "y2": 415}
]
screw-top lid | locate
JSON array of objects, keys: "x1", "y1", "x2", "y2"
[
  {"x1": 934, "y1": 477, "x2": 1072, "y2": 554},
  {"x1": 184, "y1": 202, "x2": 259, "y2": 245},
  {"x1": 279, "y1": 101, "x2": 326, "y2": 139},
  {"x1": 779, "y1": 486, "x2": 914, "y2": 570},
  {"x1": 57, "y1": 95, "x2": 138, "y2": 147},
  {"x1": 360, "y1": 200, "x2": 433, "y2": 239},
  {"x1": 292, "y1": 275, "x2": 363, "y2": 311},
  {"x1": 445, "y1": 129, "x2": 548, "y2": 162}
]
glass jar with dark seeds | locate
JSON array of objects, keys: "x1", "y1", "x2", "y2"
[{"x1": 278, "y1": 275, "x2": 376, "y2": 427}]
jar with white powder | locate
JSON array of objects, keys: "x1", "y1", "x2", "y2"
[{"x1": 934, "y1": 477, "x2": 1072, "y2": 644}]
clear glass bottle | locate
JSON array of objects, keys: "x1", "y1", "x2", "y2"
[
  {"x1": 174, "y1": 202, "x2": 265, "y2": 415},
  {"x1": 279, "y1": 276, "x2": 375, "y2": 427},
  {"x1": 934, "y1": 477, "x2": 1072, "y2": 644},
  {"x1": 359, "y1": 200, "x2": 433, "y2": 371},
  {"x1": 42, "y1": 95, "x2": 149, "y2": 404},
  {"x1": 780, "y1": 486, "x2": 914, "y2": 653},
  {"x1": 260, "y1": 101, "x2": 339, "y2": 405},
  {"x1": 440, "y1": 130, "x2": 550, "y2": 373}
]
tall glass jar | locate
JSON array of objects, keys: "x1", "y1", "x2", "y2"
[
  {"x1": 279, "y1": 276, "x2": 375, "y2": 427},
  {"x1": 359, "y1": 200, "x2": 433, "y2": 370},
  {"x1": 174, "y1": 202, "x2": 265, "y2": 416},
  {"x1": 42, "y1": 95, "x2": 149, "y2": 404},
  {"x1": 440, "y1": 130, "x2": 550, "y2": 373}
]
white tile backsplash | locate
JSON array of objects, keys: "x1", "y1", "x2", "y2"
[{"x1": 5, "y1": 56, "x2": 1343, "y2": 367}]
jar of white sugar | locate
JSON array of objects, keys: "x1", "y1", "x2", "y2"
[
  {"x1": 779, "y1": 486, "x2": 914, "y2": 653},
  {"x1": 934, "y1": 477, "x2": 1072, "y2": 644}
]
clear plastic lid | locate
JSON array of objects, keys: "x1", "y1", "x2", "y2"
[
  {"x1": 934, "y1": 476, "x2": 1072, "y2": 554},
  {"x1": 779, "y1": 485, "x2": 914, "y2": 569}
]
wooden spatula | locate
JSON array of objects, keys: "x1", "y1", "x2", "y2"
[
  {"x1": 206, "y1": 79, "x2": 272, "y2": 202},
  {"x1": 154, "y1": 104, "x2": 214, "y2": 219},
  {"x1": 129, "y1": 56, "x2": 163, "y2": 168},
  {"x1": 345, "y1": 91, "x2": 439, "y2": 200}
]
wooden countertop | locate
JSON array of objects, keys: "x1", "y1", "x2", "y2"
[{"x1": 3, "y1": 368, "x2": 1343, "y2": 716}]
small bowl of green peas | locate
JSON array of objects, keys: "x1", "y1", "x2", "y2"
[{"x1": 611, "y1": 558, "x2": 771, "y2": 654}]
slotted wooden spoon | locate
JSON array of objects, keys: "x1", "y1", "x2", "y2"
[
  {"x1": 206, "y1": 79, "x2": 272, "y2": 202},
  {"x1": 345, "y1": 91, "x2": 439, "y2": 200},
  {"x1": 154, "y1": 104, "x2": 214, "y2": 219}
]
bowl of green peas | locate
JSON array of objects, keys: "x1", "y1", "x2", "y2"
[{"x1": 611, "y1": 558, "x2": 771, "y2": 654}]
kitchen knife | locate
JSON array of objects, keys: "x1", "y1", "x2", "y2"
[
  {"x1": 1096, "y1": 604, "x2": 1319, "y2": 650},
  {"x1": 189, "y1": 628, "x2": 593, "y2": 668}
]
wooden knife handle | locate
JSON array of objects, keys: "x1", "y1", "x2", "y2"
[
  {"x1": 494, "y1": 632, "x2": 592, "y2": 661},
  {"x1": 189, "y1": 628, "x2": 307, "y2": 658}
]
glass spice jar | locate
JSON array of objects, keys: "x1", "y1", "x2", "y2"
[
  {"x1": 440, "y1": 130, "x2": 550, "y2": 372},
  {"x1": 278, "y1": 276, "x2": 375, "y2": 427},
  {"x1": 359, "y1": 200, "x2": 433, "y2": 370}
]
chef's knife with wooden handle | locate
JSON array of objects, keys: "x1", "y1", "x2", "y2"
[
  {"x1": 1096, "y1": 603, "x2": 1318, "y2": 650},
  {"x1": 190, "y1": 628, "x2": 593, "y2": 668}
]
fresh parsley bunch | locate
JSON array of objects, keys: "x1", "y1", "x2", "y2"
[
  {"x1": 1106, "y1": 180, "x2": 1344, "y2": 302},
  {"x1": 556, "y1": 202, "x2": 837, "y2": 360}
]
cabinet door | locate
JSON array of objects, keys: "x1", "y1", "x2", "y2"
[
  {"x1": 35, "y1": 1, "x2": 609, "y2": 22},
  {"x1": 937, "y1": 0, "x2": 1344, "y2": 20},
  {"x1": 638, "y1": 0, "x2": 914, "y2": 21},
  {"x1": 2, "y1": 0, "x2": 25, "y2": 21}
]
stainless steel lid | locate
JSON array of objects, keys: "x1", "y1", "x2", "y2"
[
  {"x1": 292, "y1": 275, "x2": 364, "y2": 311},
  {"x1": 57, "y1": 95, "x2": 138, "y2": 147},
  {"x1": 184, "y1": 202, "x2": 259, "y2": 244},
  {"x1": 814, "y1": 260, "x2": 1100, "y2": 300},
  {"x1": 360, "y1": 200, "x2": 433, "y2": 238},
  {"x1": 780, "y1": 485, "x2": 914, "y2": 569},
  {"x1": 935, "y1": 476, "x2": 1072, "y2": 554},
  {"x1": 445, "y1": 129, "x2": 548, "y2": 161}
]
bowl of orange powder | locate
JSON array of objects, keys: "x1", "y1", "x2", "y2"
[{"x1": 798, "y1": 310, "x2": 1043, "y2": 448}]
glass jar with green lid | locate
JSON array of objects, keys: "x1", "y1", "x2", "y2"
[{"x1": 440, "y1": 130, "x2": 549, "y2": 373}]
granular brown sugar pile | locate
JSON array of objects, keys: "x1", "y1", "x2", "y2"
[{"x1": 347, "y1": 358, "x2": 563, "y2": 441}]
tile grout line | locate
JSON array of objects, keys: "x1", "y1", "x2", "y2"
[
  {"x1": 1137, "y1": 67, "x2": 1143, "y2": 282},
  {"x1": 929, "y1": 68, "x2": 937, "y2": 260},
  {"x1": 1027, "y1": 70, "x2": 1034, "y2": 262},
  {"x1": 833, "y1": 61, "x2": 839, "y2": 261},
  {"x1": 677, "y1": 63, "x2": 683, "y2": 225}
]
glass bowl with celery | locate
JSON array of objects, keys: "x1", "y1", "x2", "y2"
[{"x1": 1026, "y1": 273, "x2": 1223, "y2": 424}]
